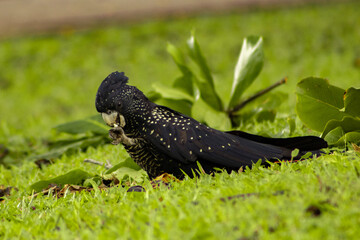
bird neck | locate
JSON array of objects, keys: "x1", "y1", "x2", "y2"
[{"x1": 123, "y1": 101, "x2": 156, "y2": 137}]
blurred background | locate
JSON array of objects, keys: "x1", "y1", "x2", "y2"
[{"x1": 0, "y1": 0, "x2": 359, "y2": 139}]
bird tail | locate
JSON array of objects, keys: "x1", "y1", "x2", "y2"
[{"x1": 226, "y1": 130, "x2": 328, "y2": 161}]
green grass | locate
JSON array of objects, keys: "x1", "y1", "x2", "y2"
[
  {"x1": 1, "y1": 147, "x2": 360, "y2": 239},
  {"x1": 1, "y1": 2, "x2": 360, "y2": 239}
]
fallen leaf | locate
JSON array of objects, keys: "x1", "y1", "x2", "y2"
[
  {"x1": 352, "y1": 143, "x2": 360, "y2": 153},
  {"x1": 30, "y1": 183, "x2": 111, "y2": 199},
  {"x1": 305, "y1": 205, "x2": 322, "y2": 217},
  {"x1": 151, "y1": 173, "x2": 179, "y2": 189},
  {"x1": 153, "y1": 173, "x2": 179, "y2": 183},
  {"x1": 0, "y1": 186, "x2": 17, "y2": 202},
  {"x1": 102, "y1": 177, "x2": 120, "y2": 187},
  {"x1": 34, "y1": 159, "x2": 53, "y2": 169}
]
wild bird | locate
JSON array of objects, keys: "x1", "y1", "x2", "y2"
[{"x1": 96, "y1": 71, "x2": 328, "y2": 179}]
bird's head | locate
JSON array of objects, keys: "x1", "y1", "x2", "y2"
[{"x1": 95, "y1": 71, "x2": 149, "y2": 128}]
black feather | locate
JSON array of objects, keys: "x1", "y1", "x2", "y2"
[
  {"x1": 95, "y1": 72, "x2": 129, "y2": 113},
  {"x1": 226, "y1": 131, "x2": 328, "y2": 151}
]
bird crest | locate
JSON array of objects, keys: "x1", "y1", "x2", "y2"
[
  {"x1": 96, "y1": 71, "x2": 129, "y2": 112},
  {"x1": 105, "y1": 71, "x2": 129, "y2": 86}
]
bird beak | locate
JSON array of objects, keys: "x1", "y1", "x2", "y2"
[{"x1": 101, "y1": 111, "x2": 126, "y2": 128}]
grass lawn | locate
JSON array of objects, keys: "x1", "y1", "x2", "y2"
[{"x1": 1, "y1": 2, "x2": 360, "y2": 239}]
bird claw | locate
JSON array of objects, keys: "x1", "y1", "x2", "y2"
[{"x1": 109, "y1": 127, "x2": 138, "y2": 146}]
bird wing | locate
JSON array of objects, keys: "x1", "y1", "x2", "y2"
[{"x1": 144, "y1": 106, "x2": 288, "y2": 168}]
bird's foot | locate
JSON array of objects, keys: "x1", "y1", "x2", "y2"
[{"x1": 109, "y1": 127, "x2": 138, "y2": 146}]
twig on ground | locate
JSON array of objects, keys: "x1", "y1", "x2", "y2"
[{"x1": 84, "y1": 159, "x2": 113, "y2": 169}]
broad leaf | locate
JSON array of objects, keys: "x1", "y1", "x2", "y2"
[
  {"x1": 321, "y1": 116, "x2": 360, "y2": 138},
  {"x1": 30, "y1": 169, "x2": 92, "y2": 192},
  {"x1": 325, "y1": 128, "x2": 360, "y2": 146},
  {"x1": 167, "y1": 43, "x2": 194, "y2": 79},
  {"x1": 187, "y1": 34, "x2": 214, "y2": 89},
  {"x1": 191, "y1": 98, "x2": 231, "y2": 130},
  {"x1": 31, "y1": 136, "x2": 106, "y2": 160},
  {"x1": 106, "y1": 157, "x2": 141, "y2": 174},
  {"x1": 111, "y1": 167, "x2": 146, "y2": 182},
  {"x1": 106, "y1": 158, "x2": 145, "y2": 182},
  {"x1": 190, "y1": 97, "x2": 207, "y2": 123},
  {"x1": 187, "y1": 34, "x2": 223, "y2": 111},
  {"x1": 204, "y1": 111, "x2": 232, "y2": 131},
  {"x1": 344, "y1": 87, "x2": 360, "y2": 117},
  {"x1": 166, "y1": 43, "x2": 197, "y2": 96},
  {"x1": 55, "y1": 115, "x2": 108, "y2": 135},
  {"x1": 324, "y1": 126, "x2": 345, "y2": 145},
  {"x1": 296, "y1": 77, "x2": 349, "y2": 132},
  {"x1": 229, "y1": 36, "x2": 264, "y2": 108},
  {"x1": 155, "y1": 98, "x2": 192, "y2": 117},
  {"x1": 339, "y1": 131, "x2": 360, "y2": 145},
  {"x1": 152, "y1": 82, "x2": 194, "y2": 102},
  {"x1": 173, "y1": 76, "x2": 194, "y2": 97},
  {"x1": 254, "y1": 110, "x2": 276, "y2": 123}
]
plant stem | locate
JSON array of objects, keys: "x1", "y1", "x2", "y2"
[{"x1": 228, "y1": 77, "x2": 287, "y2": 116}]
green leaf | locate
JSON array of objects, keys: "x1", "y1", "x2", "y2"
[
  {"x1": 187, "y1": 34, "x2": 214, "y2": 90},
  {"x1": 54, "y1": 115, "x2": 109, "y2": 135},
  {"x1": 324, "y1": 126, "x2": 345, "y2": 145},
  {"x1": 191, "y1": 98, "x2": 231, "y2": 130},
  {"x1": 287, "y1": 117, "x2": 296, "y2": 136},
  {"x1": 147, "y1": 91, "x2": 162, "y2": 102},
  {"x1": 106, "y1": 157, "x2": 141, "y2": 174},
  {"x1": 152, "y1": 82, "x2": 194, "y2": 102},
  {"x1": 297, "y1": 78, "x2": 345, "y2": 108},
  {"x1": 190, "y1": 97, "x2": 207, "y2": 123},
  {"x1": 321, "y1": 116, "x2": 360, "y2": 138},
  {"x1": 340, "y1": 131, "x2": 360, "y2": 145},
  {"x1": 111, "y1": 167, "x2": 146, "y2": 182},
  {"x1": 83, "y1": 177, "x2": 102, "y2": 188},
  {"x1": 325, "y1": 128, "x2": 360, "y2": 146},
  {"x1": 186, "y1": 33, "x2": 223, "y2": 111},
  {"x1": 173, "y1": 76, "x2": 194, "y2": 97},
  {"x1": 291, "y1": 149, "x2": 300, "y2": 160},
  {"x1": 296, "y1": 77, "x2": 349, "y2": 132},
  {"x1": 167, "y1": 43, "x2": 193, "y2": 78},
  {"x1": 106, "y1": 158, "x2": 145, "y2": 182},
  {"x1": 254, "y1": 110, "x2": 276, "y2": 123},
  {"x1": 166, "y1": 43, "x2": 198, "y2": 97},
  {"x1": 30, "y1": 135, "x2": 106, "y2": 160},
  {"x1": 30, "y1": 169, "x2": 92, "y2": 192},
  {"x1": 234, "y1": 109, "x2": 276, "y2": 125},
  {"x1": 229, "y1": 36, "x2": 264, "y2": 108},
  {"x1": 344, "y1": 87, "x2": 360, "y2": 117},
  {"x1": 155, "y1": 98, "x2": 192, "y2": 116}
]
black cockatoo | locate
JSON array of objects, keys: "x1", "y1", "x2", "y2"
[{"x1": 96, "y1": 72, "x2": 327, "y2": 179}]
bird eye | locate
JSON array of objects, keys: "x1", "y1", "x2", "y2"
[{"x1": 107, "y1": 110, "x2": 112, "y2": 115}]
